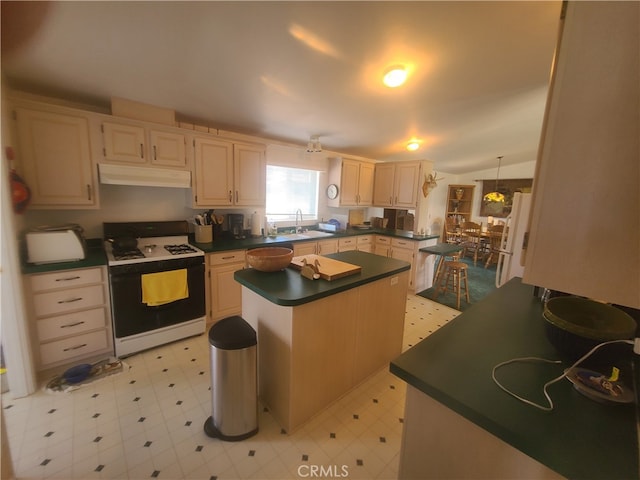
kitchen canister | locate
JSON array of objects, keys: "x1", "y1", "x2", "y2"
[{"x1": 195, "y1": 224, "x2": 213, "y2": 243}]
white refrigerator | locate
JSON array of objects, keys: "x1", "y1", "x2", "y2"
[{"x1": 496, "y1": 192, "x2": 532, "y2": 287}]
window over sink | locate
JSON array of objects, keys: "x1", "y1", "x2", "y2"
[{"x1": 266, "y1": 165, "x2": 319, "y2": 222}]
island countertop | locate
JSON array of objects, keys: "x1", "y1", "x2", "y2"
[
  {"x1": 390, "y1": 278, "x2": 638, "y2": 480},
  {"x1": 234, "y1": 250, "x2": 410, "y2": 306}
]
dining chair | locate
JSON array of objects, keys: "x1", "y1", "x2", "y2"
[
  {"x1": 484, "y1": 224, "x2": 505, "y2": 268},
  {"x1": 444, "y1": 217, "x2": 460, "y2": 244},
  {"x1": 459, "y1": 221, "x2": 482, "y2": 265}
]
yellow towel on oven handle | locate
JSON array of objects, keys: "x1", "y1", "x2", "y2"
[{"x1": 141, "y1": 269, "x2": 189, "y2": 306}]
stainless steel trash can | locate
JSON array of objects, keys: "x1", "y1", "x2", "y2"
[{"x1": 204, "y1": 315, "x2": 258, "y2": 441}]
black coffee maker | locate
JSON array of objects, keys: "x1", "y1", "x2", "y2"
[{"x1": 228, "y1": 214, "x2": 245, "y2": 239}]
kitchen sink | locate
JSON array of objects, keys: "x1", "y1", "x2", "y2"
[
  {"x1": 298, "y1": 230, "x2": 334, "y2": 238},
  {"x1": 278, "y1": 231, "x2": 334, "y2": 240}
]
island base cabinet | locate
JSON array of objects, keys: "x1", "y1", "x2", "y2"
[
  {"x1": 241, "y1": 270, "x2": 409, "y2": 432},
  {"x1": 399, "y1": 386, "x2": 565, "y2": 480}
]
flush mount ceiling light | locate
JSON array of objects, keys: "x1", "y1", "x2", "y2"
[
  {"x1": 406, "y1": 140, "x2": 420, "y2": 151},
  {"x1": 483, "y1": 156, "x2": 506, "y2": 203},
  {"x1": 383, "y1": 66, "x2": 407, "y2": 88},
  {"x1": 306, "y1": 135, "x2": 322, "y2": 153}
]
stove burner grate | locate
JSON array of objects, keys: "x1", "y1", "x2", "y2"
[
  {"x1": 164, "y1": 244, "x2": 198, "y2": 255},
  {"x1": 112, "y1": 248, "x2": 145, "y2": 261}
]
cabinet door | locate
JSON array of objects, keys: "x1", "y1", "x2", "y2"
[
  {"x1": 210, "y1": 262, "x2": 244, "y2": 321},
  {"x1": 394, "y1": 161, "x2": 420, "y2": 208},
  {"x1": 338, "y1": 237, "x2": 357, "y2": 252},
  {"x1": 357, "y1": 235, "x2": 373, "y2": 252},
  {"x1": 339, "y1": 159, "x2": 360, "y2": 206},
  {"x1": 317, "y1": 239, "x2": 338, "y2": 255},
  {"x1": 194, "y1": 137, "x2": 234, "y2": 206},
  {"x1": 373, "y1": 163, "x2": 395, "y2": 206},
  {"x1": 150, "y1": 130, "x2": 186, "y2": 167},
  {"x1": 357, "y1": 162, "x2": 375, "y2": 206},
  {"x1": 15, "y1": 108, "x2": 96, "y2": 207},
  {"x1": 523, "y1": 2, "x2": 639, "y2": 308},
  {"x1": 102, "y1": 122, "x2": 146, "y2": 163},
  {"x1": 391, "y1": 245, "x2": 415, "y2": 289},
  {"x1": 234, "y1": 142, "x2": 265, "y2": 206},
  {"x1": 294, "y1": 242, "x2": 317, "y2": 256}
]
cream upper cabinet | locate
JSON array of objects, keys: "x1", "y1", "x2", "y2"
[
  {"x1": 14, "y1": 107, "x2": 97, "y2": 208},
  {"x1": 373, "y1": 161, "x2": 421, "y2": 208},
  {"x1": 194, "y1": 137, "x2": 234, "y2": 205},
  {"x1": 149, "y1": 129, "x2": 186, "y2": 167},
  {"x1": 372, "y1": 163, "x2": 396, "y2": 207},
  {"x1": 193, "y1": 137, "x2": 265, "y2": 207},
  {"x1": 394, "y1": 161, "x2": 421, "y2": 208},
  {"x1": 523, "y1": 1, "x2": 639, "y2": 308},
  {"x1": 328, "y1": 157, "x2": 375, "y2": 207},
  {"x1": 102, "y1": 122, "x2": 146, "y2": 163},
  {"x1": 102, "y1": 122, "x2": 186, "y2": 168},
  {"x1": 233, "y1": 142, "x2": 266, "y2": 207}
]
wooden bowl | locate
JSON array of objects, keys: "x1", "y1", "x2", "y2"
[{"x1": 246, "y1": 247, "x2": 293, "y2": 272}]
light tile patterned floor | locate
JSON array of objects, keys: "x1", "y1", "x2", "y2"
[{"x1": 2, "y1": 295, "x2": 458, "y2": 480}]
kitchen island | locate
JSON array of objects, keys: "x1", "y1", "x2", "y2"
[
  {"x1": 235, "y1": 250, "x2": 410, "y2": 432},
  {"x1": 391, "y1": 278, "x2": 638, "y2": 480}
]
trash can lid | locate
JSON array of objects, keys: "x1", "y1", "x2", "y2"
[{"x1": 209, "y1": 315, "x2": 257, "y2": 349}]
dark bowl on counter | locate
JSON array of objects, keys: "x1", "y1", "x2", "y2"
[{"x1": 543, "y1": 296, "x2": 636, "y2": 362}]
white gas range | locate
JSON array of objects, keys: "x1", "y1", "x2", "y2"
[{"x1": 103, "y1": 221, "x2": 206, "y2": 357}]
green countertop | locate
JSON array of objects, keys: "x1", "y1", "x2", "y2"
[
  {"x1": 192, "y1": 228, "x2": 439, "y2": 252},
  {"x1": 20, "y1": 229, "x2": 436, "y2": 274},
  {"x1": 390, "y1": 278, "x2": 638, "y2": 480},
  {"x1": 234, "y1": 250, "x2": 410, "y2": 306}
]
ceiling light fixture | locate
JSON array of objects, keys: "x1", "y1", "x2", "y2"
[
  {"x1": 383, "y1": 66, "x2": 407, "y2": 88},
  {"x1": 406, "y1": 140, "x2": 420, "y2": 151},
  {"x1": 483, "y1": 156, "x2": 505, "y2": 203},
  {"x1": 306, "y1": 135, "x2": 322, "y2": 153}
]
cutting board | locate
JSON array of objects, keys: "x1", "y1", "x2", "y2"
[
  {"x1": 289, "y1": 254, "x2": 361, "y2": 281},
  {"x1": 348, "y1": 209, "x2": 365, "y2": 227}
]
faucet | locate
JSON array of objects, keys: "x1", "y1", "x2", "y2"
[{"x1": 295, "y1": 209, "x2": 303, "y2": 233}]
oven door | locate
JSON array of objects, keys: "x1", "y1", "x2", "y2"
[{"x1": 109, "y1": 258, "x2": 205, "y2": 339}]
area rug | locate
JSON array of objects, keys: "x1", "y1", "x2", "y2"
[
  {"x1": 418, "y1": 257, "x2": 498, "y2": 312},
  {"x1": 45, "y1": 357, "x2": 128, "y2": 394}
]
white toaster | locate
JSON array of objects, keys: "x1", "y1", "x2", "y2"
[{"x1": 26, "y1": 224, "x2": 87, "y2": 264}]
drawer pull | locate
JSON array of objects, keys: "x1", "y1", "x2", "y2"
[
  {"x1": 55, "y1": 276, "x2": 81, "y2": 282},
  {"x1": 57, "y1": 297, "x2": 83, "y2": 304},
  {"x1": 63, "y1": 343, "x2": 87, "y2": 352},
  {"x1": 61, "y1": 321, "x2": 85, "y2": 329},
  {"x1": 221, "y1": 256, "x2": 236, "y2": 260}
]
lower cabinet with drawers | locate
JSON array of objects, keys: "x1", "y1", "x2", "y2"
[
  {"x1": 207, "y1": 249, "x2": 246, "y2": 322},
  {"x1": 26, "y1": 266, "x2": 113, "y2": 371}
]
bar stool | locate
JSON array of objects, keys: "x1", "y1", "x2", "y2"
[{"x1": 433, "y1": 260, "x2": 470, "y2": 310}]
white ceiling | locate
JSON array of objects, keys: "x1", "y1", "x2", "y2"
[{"x1": 1, "y1": 1, "x2": 562, "y2": 173}]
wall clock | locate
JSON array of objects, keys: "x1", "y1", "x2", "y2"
[{"x1": 326, "y1": 184, "x2": 339, "y2": 199}]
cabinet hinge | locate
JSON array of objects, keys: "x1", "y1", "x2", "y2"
[
  {"x1": 12, "y1": 110, "x2": 17, "y2": 121},
  {"x1": 103, "y1": 147, "x2": 106, "y2": 157}
]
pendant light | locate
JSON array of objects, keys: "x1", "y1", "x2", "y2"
[{"x1": 483, "y1": 156, "x2": 505, "y2": 203}]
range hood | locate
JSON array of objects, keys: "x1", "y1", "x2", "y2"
[{"x1": 98, "y1": 163, "x2": 191, "y2": 188}]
